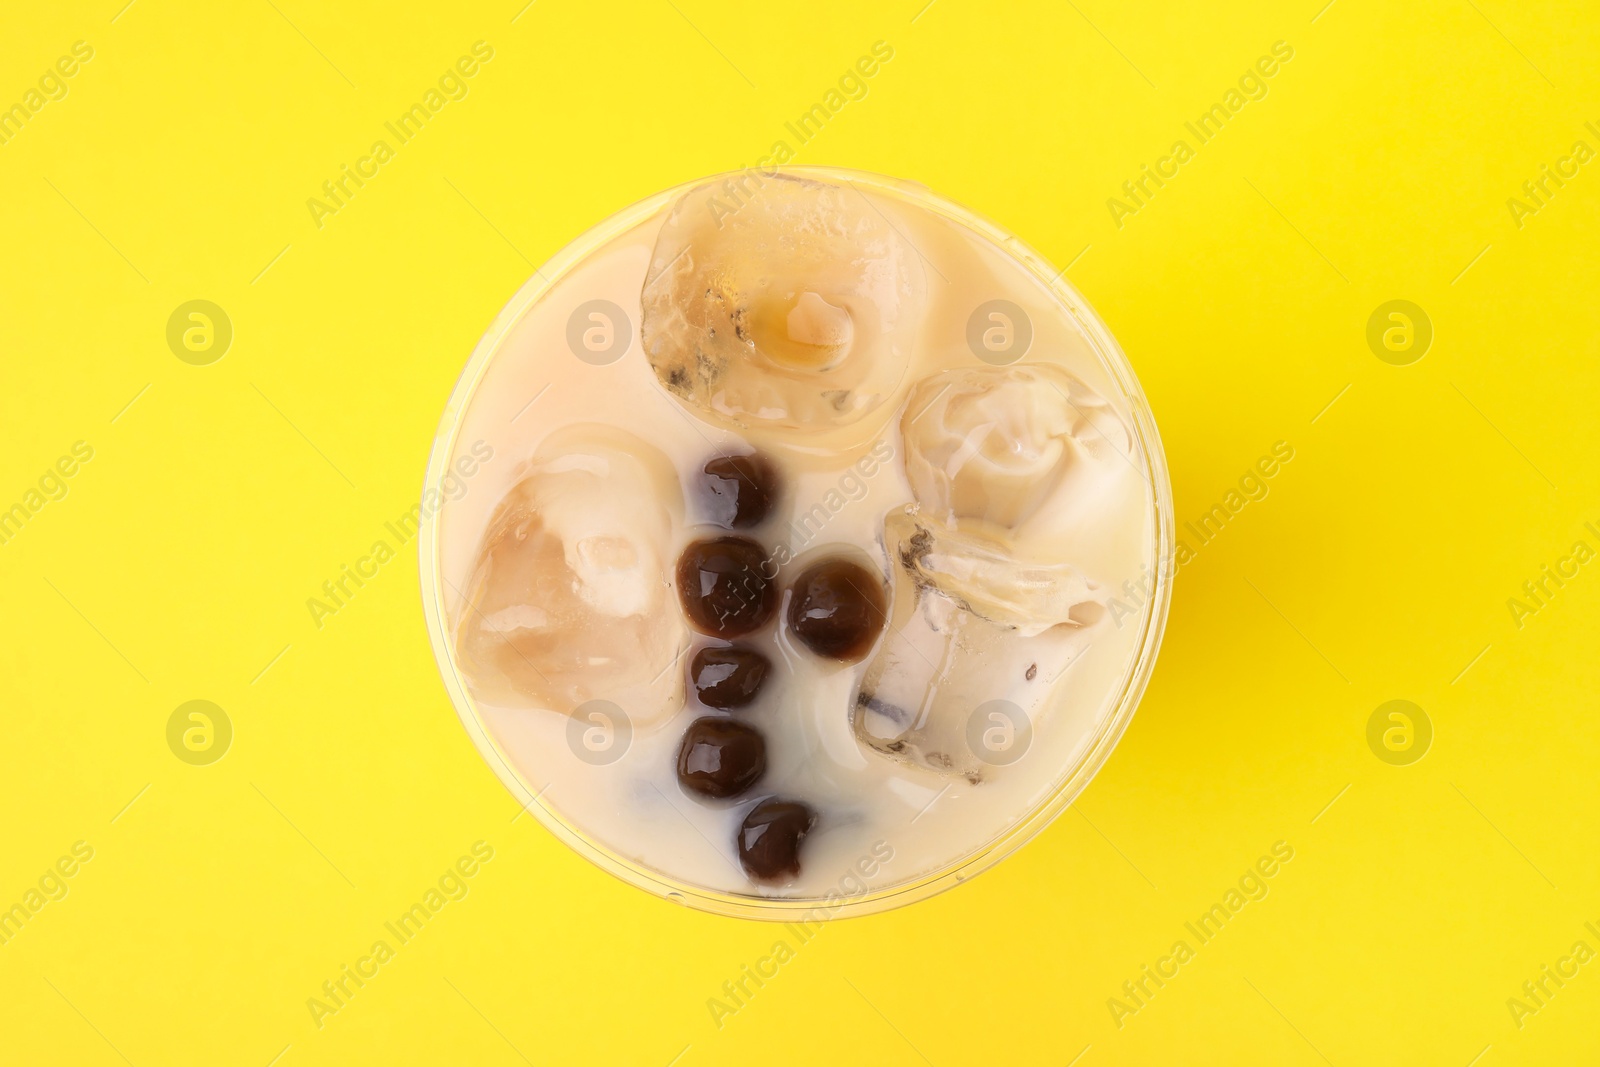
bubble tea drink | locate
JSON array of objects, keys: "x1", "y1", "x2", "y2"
[{"x1": 422, "y1": 168, "x2": 1172, "y2": 917}]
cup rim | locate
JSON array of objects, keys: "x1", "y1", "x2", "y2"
[{"x1": 418, "y1": 165, "x2": 1175, "y2": 921}]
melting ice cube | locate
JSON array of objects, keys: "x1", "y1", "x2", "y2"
[
  {"x1": 853, "y1": 508, "x2": 1107, "y2": 782},
  {"x1": 640, "y1": 173, "x2": 927, "y2": 438},
  {"x1": 454, "y1": 425, "x2": 688, "y2": 725},
  {"x1": 901, "y1": 363, "x2": 1134, "y2": 543}
]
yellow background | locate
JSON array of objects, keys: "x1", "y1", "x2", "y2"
[{"x1": 3, "y1": 0, "x2": 1598, "y2": 1063}]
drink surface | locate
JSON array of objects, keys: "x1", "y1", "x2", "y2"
[{"x1": 435, "y1": 173, "x2": 1158, "y2": 901}]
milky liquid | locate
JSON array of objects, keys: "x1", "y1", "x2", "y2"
[{"x1": 435, "y1": 178, "x2": 1158, "y2": 902}]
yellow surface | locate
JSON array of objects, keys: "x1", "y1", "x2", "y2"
[{"x1": 3, "y1": 1, "x2": 1598, "y2": 1063}]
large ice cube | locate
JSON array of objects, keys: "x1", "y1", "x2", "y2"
[
  {"x1": 853, "y1": 509, "x2": 1107, "y2": 781},
  {"x1": 640, "y1": 173, "x2": 927, "y2": 437},
  {"x1": 454, "y1": 425, "x2": 688, "y2": 724},
  {"x1": 901, "y1": 363, "x2": 1132, "y2": 544}
]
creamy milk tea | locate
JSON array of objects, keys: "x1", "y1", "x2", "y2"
[{"x1": 427, "y1": 170, "x2": 1168, "y2": 909}]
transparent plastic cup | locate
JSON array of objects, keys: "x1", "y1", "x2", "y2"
[{"x1": 420, "y1": 167, "x2": 1173, "y2": 920}]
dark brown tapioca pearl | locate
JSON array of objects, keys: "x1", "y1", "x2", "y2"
[
  {"x1": 702, "y1": 452, "x2": 779, "y2": 529},
  {"x1": 677, "y1": 537, "x2": 778, "y2": 637},
  {"x1": 737, "y1": 799, "x2": 816, "y2": 883},
  {"x1": 676, "y1": 718, "x2": 767, "y2": 799},
  {"x1": 691, "y1": 645, "x2": 771, "y2": 709},
  {"x1": 786, "y1": 558, "x2": 887, "y2": 661}
]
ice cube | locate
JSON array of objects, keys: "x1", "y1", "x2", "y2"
[
  {"x1": 853, "y1": 508, "x2": 1107, "y2": 781},
  {"x1": 454, "y1": 425, "x2": 688, "y2": 725},
  {"x1": 640, "y1": 173, "x2": 927, "y2": 437},
  {"x1": 901, "y1": 363, "x2": 1133, "y2": 544}
]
